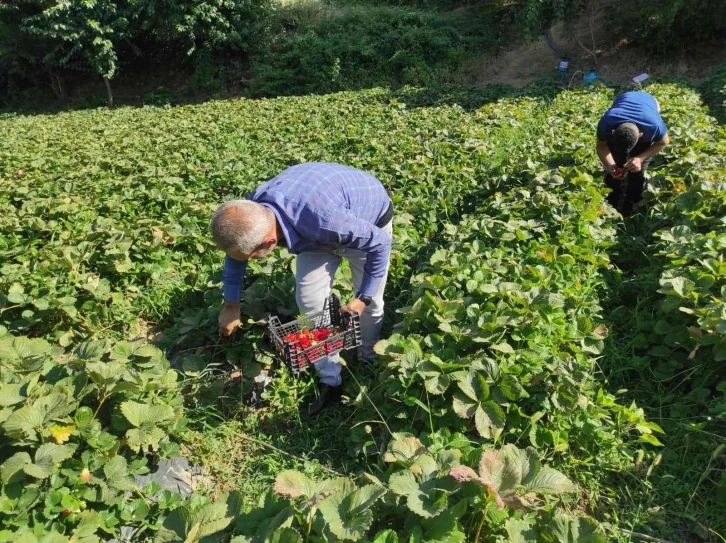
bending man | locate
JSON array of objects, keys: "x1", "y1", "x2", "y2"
[
  {"x1": 210, "y1": 162, "x2": 393, "y2": 417},
  {"x1": 596, "y1": 91, "x2": 669, "y2": 215}
]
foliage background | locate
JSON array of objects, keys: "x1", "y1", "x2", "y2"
[{"x1": 1, "y1": 0, "x2": 726, "y2": 107}]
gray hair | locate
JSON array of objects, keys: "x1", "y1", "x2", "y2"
[{"x1": 210, "y1": 200, "x2": 275, "y2": 254}]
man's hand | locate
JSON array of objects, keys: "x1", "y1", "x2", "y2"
[
  {"x1": 341, "y1": 298, "x2": 366, "y2": 316},
  {"x1": 219, "y1": 302, "x2": 241, "y2": 336},
  {"x1": 607, "y1": 164, "x2": 626, "y2": 180},
  {"x1": 625, "y1": 156, "x2": 643, "y2": 173}
]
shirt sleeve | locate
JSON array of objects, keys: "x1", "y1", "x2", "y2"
[
  {"x1": 222, "y1": 255, "x2": 247, "y2": 302},
  {"x1": 596, "y1": 117, "x2": 610, "y2": 141},
  {"x1": 653, "y1": 118, "x2": 668, "y2": 141},
  {"x1": 297, "y1": 207, "x2": 392, "y2": 297}
]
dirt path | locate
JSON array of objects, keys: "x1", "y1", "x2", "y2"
[{"x1": 475, "y1": 8, "x2": 726, "y2": 88}]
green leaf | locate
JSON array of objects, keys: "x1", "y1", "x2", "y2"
[
  {"x1": 0, "y1": 336, "x2": 51, "y2": 369},
  {"x1": 0, "y1": 384, "x2": 24, "y2": 407},
  {"x1": 134, "y1": 344, "x2": 163, "y2": 359},
  {"x1": 499, "y1": 375, "x2": 529, "y2": 400},
  {"x1": 523, "y1": 466, "x2": 577, "y2": 495},
  {"x1": 476, "y1": 374, "x2": 490, "y2": 402},
  {"x1": 639, "y1": 433, "x2": 664, "y2": 447},
  {"x1": 418, "y1": 510, "x2": 464, "y2": 543},
  {"x1": 268, "y1": 528, "x2": 303, "y2": 543},
  {"x1": 6, "y1": 283, "x2": 27, "y2": 305},
  {"x1": 73, "y1": 510, "x2": 102, "y2": 538},
  {"x1": 382, "y1": 434, "x2": 428, "y2": 464},
  {"x1": 121, "y1": 401, "x2": 175, "y2": 427},
  {"x1": 157, "y1": 506, "x2": 192, "y2": 542},
  {"x1": 74, "y1": 406, "x2": 94, "y2": 429},
  {"x1": 86, "y1": 361, "x2": 125, "y2": 388},
  {"x1": 25, "y1": 444, "x2": 73, "y2": 479},
  {"x1": 452, "y1": 392, "x2": 476, "y2": 419},
  {"x1": 456, "y1": 372, "x2": 488, "y2": 402},
  {"x1": 18, "y1": 487, "x2": 40, "y2": 510},
  {"x1": 500, "y1": 445, "x2": 539, "y2": 492},
  {"x1": 372, "y1": 530, "x2": 398, "y2": 543},
  {"x1": 272, "y1": 470, "x2": 317, "y2": 499},
  {"x1": 505, "y1": 518, "x2": 537, "y2": 543},
  {"x1": 38, "y1": 533, "x2": 68, "y2": 543},
  {"x1": 388, "y1": 473, "x2": 446, "y2": 519},
  {"x1": 235, "y1": 490, "x2": 288, "y2": 536},
  {"x1": 318, "y1": 487, "x2": 380, "y2": 541},
  {"x1": 349, "y1": 484, "x2": 387, "y2": 516},
  {"x1": 194, "y1": 500, "x2": 233, "y2": 538},
  {"x1": 490, "y1": 342, "x2": 514, "y2": 354},
  {"x1": 3, "y1": 404, "x2": 46, "y2": 436},
  {"x1": 546, "y1": 514, "x2": 605, "y2": 543},
  {"x1": 126, "y1": 426, "x2": 167, "y2": 453},
  {"x1": 653, "y1": 320, "x2": 671, "y2": 335},
  {"x1": 474, "y1": 402, "x2": 505, "y2": 439},
  {"x1": 1, "y1": 452, "x2": 31, "y2": 484},
  {"x1": 74, "y1": 340, "x2": 111, "y2": 360},
  {"x1": 104, "y1": 455, "x2": 135, "y2": 491}
]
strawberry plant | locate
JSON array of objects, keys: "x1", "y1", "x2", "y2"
[
  {"x1": 0, "y1": 328, "x2": 187, "y2": 541},
  {"x1": 1, "y1": 81, "x2": 724, "y2": 540}
]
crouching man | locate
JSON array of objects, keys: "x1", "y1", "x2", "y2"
[
  {"x1": 210, "y1": 162, "x2": 393, "y2": 417},
  {"x1": 596, "y1": 91, "x2": 669, "y2": 215}
]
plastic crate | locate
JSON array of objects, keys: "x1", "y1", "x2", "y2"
[{"x1": 268, "y1": 294, "x2": 362, "y2": 374}]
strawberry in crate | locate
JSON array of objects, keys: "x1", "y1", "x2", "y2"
[
  {"x1": 283, "y1": 327, "x2": 331, "y2": 349},
  {"x1": 268, "y1": 295, "x2": 361, "y2": 373}
]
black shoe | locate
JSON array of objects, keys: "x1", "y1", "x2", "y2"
[{"x1": 305, "y1": 382, "x2": 343, "y2": 418}]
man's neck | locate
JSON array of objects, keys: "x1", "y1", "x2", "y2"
[{"x1": 275, "y1": 219, "x2": 287, "y2": 248}]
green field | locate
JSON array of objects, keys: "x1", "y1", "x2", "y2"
[{"x1": 1, "y1": 81, "x2": 725, "y2": 542}]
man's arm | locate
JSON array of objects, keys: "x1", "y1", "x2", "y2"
[
  {"x1": 297, "y1": 209, "x2": 392, "y2": 297},
  {"x1": 596, "y1": 139, "x2": 617, "y2": 170},
  {"x1": 595, "y1": 117, "x2": 623, "y2": 177},
  {"x1": 223, "y1": 255, "x2": 247, "y2": 302},
  {"x1": 219, "y1": 256, "x2": 247, "y2": 336},
  {"x1": 637, "y1": 134, "x2": 669, "y2": 161},
  {"x1": 626, "y1": 134, "x2": 669, "y2": 172},
  {"x1": 596, "y1": 139, "x2": 624, "y2": 179}
]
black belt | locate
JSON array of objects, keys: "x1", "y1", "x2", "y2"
[{"x1": 376, "y1": 201, "x2": 394, "y2": 228}]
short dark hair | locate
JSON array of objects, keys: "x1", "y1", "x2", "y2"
[{"x1": 612, "y1": 123, "x2": 640, "y2": 153}]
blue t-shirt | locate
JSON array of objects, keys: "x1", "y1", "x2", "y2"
[{"x1": 597, "y1": 91, "x2": 668, "y2": 143}]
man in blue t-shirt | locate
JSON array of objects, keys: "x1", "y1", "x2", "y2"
[{"x1": 596, "y1": 91, "x2": 669, "y2": 215}]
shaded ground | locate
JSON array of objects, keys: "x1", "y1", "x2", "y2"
[{"x1": 475, "y1": 6, "x2": 726, "y2": 88}]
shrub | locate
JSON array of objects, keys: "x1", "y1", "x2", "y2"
[
  {"x1": 700, "y1": 65, "x2": 726, "y2": 124},
  {"x1": 611, "y1": 0, "x2": 726, "y2": 54},
  {"x1": 249, "y1": 4, "x2": 496, "y2": 97}
]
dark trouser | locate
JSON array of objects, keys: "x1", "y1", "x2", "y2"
[{"x1": 604, "y1": 139, "x2": 652, "y2": 216}]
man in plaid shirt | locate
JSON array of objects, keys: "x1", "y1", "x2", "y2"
[{"x1": 211, "y1": 162, "x2": 394, "y2": 416}]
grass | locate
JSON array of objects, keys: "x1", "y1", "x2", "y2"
[
  {"x1": 595, "y1": 214, "x2": 726, "y2": 542},
  {"x1": 179, "y1": 353, "x2": 383, "y2": 506},
  {"x1": 177, "y1": 196, "x2": 726, "y2": 541}
]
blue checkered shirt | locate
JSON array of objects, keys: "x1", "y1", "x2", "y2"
[{"x1": 223, "y1": 163, "x2": 392, "y2": 302}]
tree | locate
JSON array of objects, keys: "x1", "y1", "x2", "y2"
[
  {"x1": 15, "y1": 0, "x2": 139, "y2": 107},
  {"x1": 0, "y1": 0, "x2": 269, "y2": 107}
]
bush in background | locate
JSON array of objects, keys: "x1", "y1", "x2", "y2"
[
  {"x1": 700, "y1": 65, "x2": 726, "y2": 124},
  {"x1": 249, "y1": 3, "x2": 501, "y2": 97},
  {"x1": 0, "y1": 0, "x2": 269, "y2": 106},
  {"x1": 612, "y1": 0, "x2": 726, "y2": 54}
]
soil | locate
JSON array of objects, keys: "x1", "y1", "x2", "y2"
[{"x1": 475, "y1": 6, "x2": 726, "y2": 88}]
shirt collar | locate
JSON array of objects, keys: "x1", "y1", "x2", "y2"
[{"x1": 260, "y1": 202, "x2": 296, "y2": 249}]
